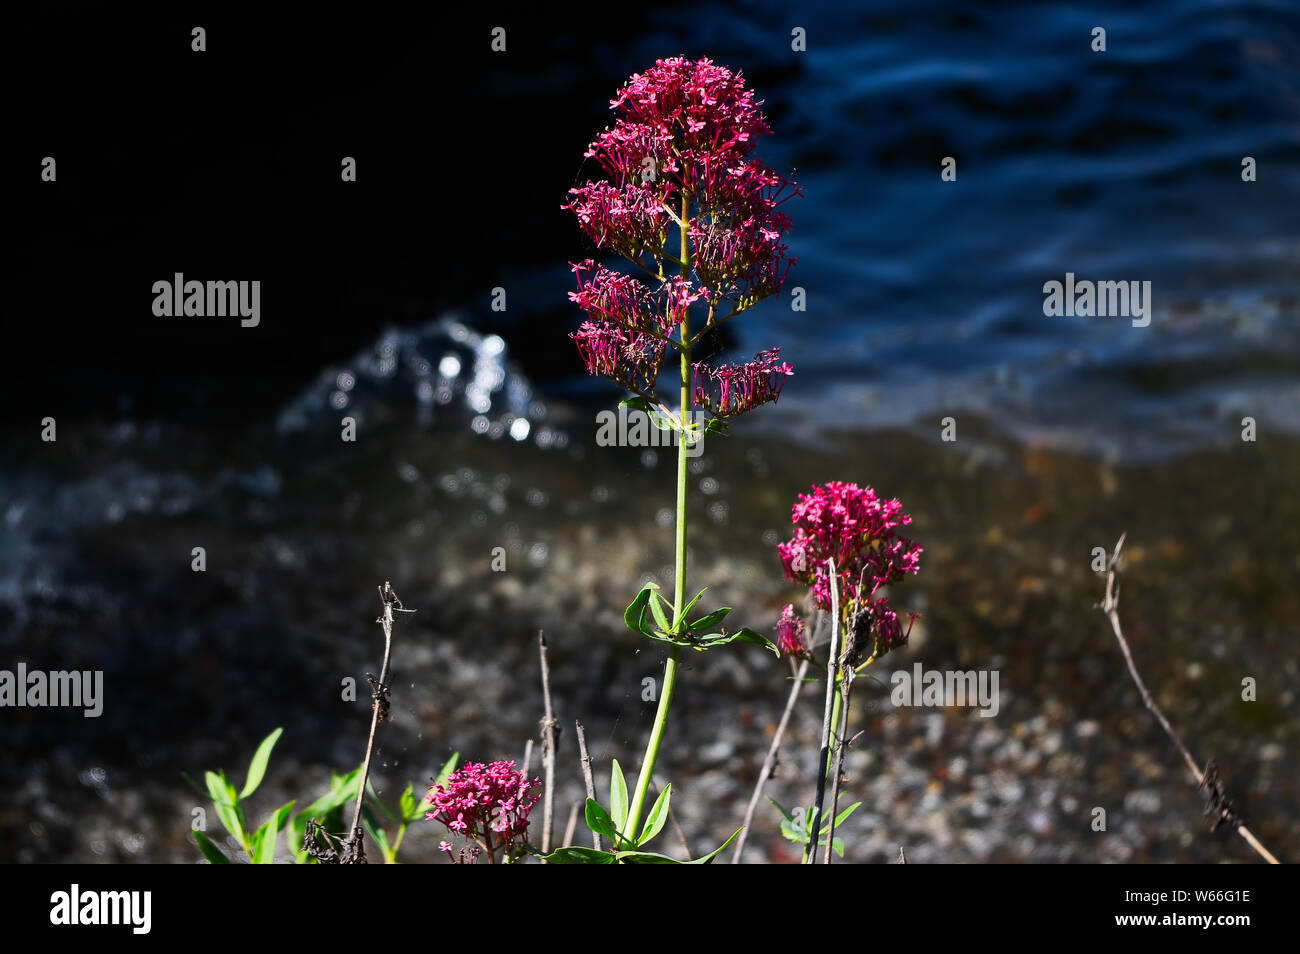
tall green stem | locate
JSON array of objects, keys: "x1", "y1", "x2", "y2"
[
  {"x1": 625, "y1": 190, "x2": 693, "y2": 845},
  {"x1": 828, "y1": 685, "x2": 843, "y2": 777}
]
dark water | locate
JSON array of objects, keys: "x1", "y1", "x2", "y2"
[
  {"x1": 560, "y1": 0, "x2": 1300, "y2": 457},
  {"x1": 488, "y1": 1, "x2": 1300, "y2": 458},
  {"x1": 3, "y1": 2, "x2": 1298, "y2": 863}
]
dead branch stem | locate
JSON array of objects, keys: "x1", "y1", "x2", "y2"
[{"x1": 1099, "y1": 534, "x2": 1279, "y2": 864}]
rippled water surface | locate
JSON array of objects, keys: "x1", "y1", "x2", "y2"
[{"x1": 541, "y1": 0, "x2": 1300, "y2": 456}]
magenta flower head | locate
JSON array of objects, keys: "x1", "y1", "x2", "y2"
[
  {"x1": 564, "y1": 57, "x2": 800, "y2": 420},
  {"x1": 775, "y1": 603, "x2": 807, "y2": 658},
  {"x1": 693, "y1": 347, "x2": 794, "y2": 418},
  {"x1": 424, "y1": 760, "x2": 540, "y2": 864},
  {"x1": 858, "y1": 597, "x2": 914, "y2": 659},
  {"x1": 778, "y1": 482, "x2": 922, "y2": 662}
]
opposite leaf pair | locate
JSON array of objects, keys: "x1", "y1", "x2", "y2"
[
  {"x1": 535, "y1": 760, "x2": 739, "y2": 864},
  {"x1": 625, "y1": 582, "x2": 777, "y2": 654}
]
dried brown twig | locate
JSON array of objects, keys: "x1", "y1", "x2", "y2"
[
  {"x1": 348, "y1": 582, "x2": 414, "y2": 862},
  {"x1": 1098, "y1": 534, "x2": 1279, "y2": 864},
  {"x1": 731, "y1": 651, "x2": 814, "y2": 862},
  {"x1": 575, "y1": 721, "x2": 600, "y2": 850},
  {"x1": 732, "y1": 610, "x2": 824, "y2": 863},
  {"x1": 538, "y1": 631, "x2": 558, "y2": 857},
  {"x1": 562, "y1": 802, "x2": 580, "y2": 848},
  {"x1": 305, "y1": 582, "x2": 414, "y2": 864}
]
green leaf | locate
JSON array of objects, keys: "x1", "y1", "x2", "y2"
[
  {"x1": 624, "y1": 585, "x2": 657, "y2": 637},
  {"x1": 697, "y1": 627, "x2": 779, "y2": 656},
  {"x1": 205, "y1": 771, "x2": 245, "y2": 847},
  {"x1": 619, "y1": 395, "x2": 680, "y2": 432},
  {"x1": 704, "y1": 417, "x2": 729, "y2": 437},
  {"x1": 251, "y1": 821, "x2": 273, "y2": 864},
  {"x1": 367, "y1": 779, "x2": 400, "y2": 823},
  {"x1": 533, "y1": 845, "x2": 617, "y2": 864},
  {"x1": 361, "y1": 805, "x2": 392, "y2": 862},
  {"x1": 637, "y1": 785, "x2": 671, "y2": 847},
  {"x1": 766, "y1": 795, "x2": 795, "y2": 824},
  {"x1": 778, "y1": 804, "x2": 811, "y2": 844},
  {"x1": 399, "y1": 783, "x2": 416, "y2": 823},
  {"x1": 229, "y1": 779, "x2": 248, "y2": 838},
  {"x1": 435, "y1": 753, "x2": 460, "y2": 789},
  {"x1": 777, "y1": 801, "x2": 861, "y2": 855},
  {"x1": 648, "y1": 592, "x2": 672, "y2": 634},
  {"x1": 647, "y1": 407, "x2": 679, "y2": 432},
  {"x1": 639, "y1": 630, "x2": 693, "y2": 648},
  {"x1": 728, "y1": 627, "x2": 780, "y2": 655},
  {"x1": 271, "y1": 800, "x2": 296, "y2": 834},
  {"x1": 614, "y1": 849, "x2": 680, "y2": 863},
  {"x1": 404, "y1": 753, "x2": 458, "y2": 823},
  {"x1": 202, "y1": 770, "x2": 226, "y2": 806},
  {"x1": 814, "y1": 801, "x2": 863, "y2": 838},
  {"x1": 251, "y1": 800, "x2": 292, "y2": 866},
  {"x1": 685, "y1": 828, "x2": 743, "y2": 864},
  {"x1": 240, "y1": 727, "x2": 283, "y2": 800},
  {"x1": 193, "y1": 829, "x2": 230, "y2": 864},
  {"x1": 828, "y1": 801, "x2": 862, "y2": 833},
  {"x1": 673, "y1": 587, "x2": 707, "y2": 631},
  {"x1": 288, "y1": 767, "x2": 362, "y2": 863},
  {"x1": 615, "y1": 827, "x2": 742, "y2": 864},
  {"x1": 688, "y1": 606, "x2": 731, "y2": 632},
  {"x1": 583, "y1": 798, "x2": 621, "y2": 843},
  {"x1": 609, "y1": 760, "x2": 629, "y2": 833},
  {"x1": 292, "y1": 769, "x2": 358, "y2": 831}
]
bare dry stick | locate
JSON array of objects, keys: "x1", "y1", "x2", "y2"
[
  {"x1": 823, "y1": 667, "x2": 855, "y2": 864},
  {"x1": 343, "y1": 581, "x2": 413, "y2": 864},
  {"x1": 1099, "y1": 534, "x2": 1280, "y2": 865},
  {"x1": 732, "y1": 653, "x2": 813, "y2": 862},
  {"x1": 562, "y1": 802, "x2": 580, "y2": 849},
  {"x1": 538, "y1": 631, "x2": 558, "y2": 857},
  {"x1": 807, "y1": 559, "x2": 841, "y2": 865},
  {"x1": 521, "y1": 739, "x2": 535, "y2": 779},
  {"x1": 898, "y1": 845, "x2": 906, "y2": 864},
  {"x1": 575, "y1": 721, "x2": 600, "y2": 850}
]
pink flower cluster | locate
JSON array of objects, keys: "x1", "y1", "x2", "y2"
[
  {"x1": 689, "y1": 159, "x2": 797, "y2": 306},
  {"x1": 424, "y1": 760, "x2": 540, "y2": 862},
  {"x1": 778, "y1": 482, "x2": 922, "y2": 611},
  {"x1": 565, "y1": 57, "x2": 800, "y2": 418},
  {"x1": 567, "y1": 180, "x2": 672, "y2": 261},
  {"x1": 609, "y1": 57, "x2": 772, "y2": 164},
  {"x1": 568, "y1": 261, "x2": 706, "y2": 394},
  {"x1": 775, "y1": 603, "x2": 806, "y2": 657},
  {"x1": 860, "y1": 596, "x2": 912, "y2": 657},
  {"x1": 693, "y1": 347, "x2": 793, "y2": 417}
]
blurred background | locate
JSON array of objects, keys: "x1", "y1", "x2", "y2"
[{"x1": 5, "y1": 1, "x2": 1297, "y2": 863}]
